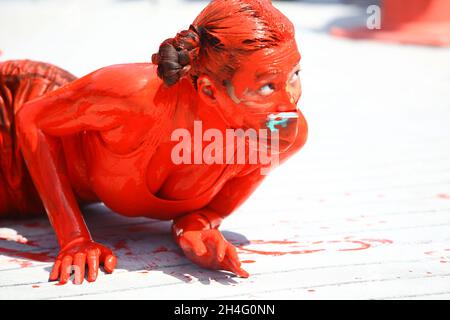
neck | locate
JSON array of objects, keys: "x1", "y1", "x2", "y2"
[{"x1": 175, "y1": 78, "x2": 230, "y2": 133}]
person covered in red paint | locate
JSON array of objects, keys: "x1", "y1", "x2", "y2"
[{"x1": 0, "y1": 0, "x2": 307, "y2": 284}]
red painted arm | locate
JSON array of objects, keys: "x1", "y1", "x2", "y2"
[
  {"x1": 16, "y1": 66, "x2": 144, "y2": 283},
  {"x1": 172, "y1": 168, "x2": 265, "y2": 277}
]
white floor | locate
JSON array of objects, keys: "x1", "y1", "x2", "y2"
[{"x1": 1, "y1": 0, "x2": 450, "y2": 300}]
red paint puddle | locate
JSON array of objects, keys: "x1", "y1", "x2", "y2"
[
  {"x1": 234, "y1": 237, "x2": 392, "y2": 256},
  {"x1": 153, "y1": 246, "x2": 169, "y2": 254},
  {"x1": 0, "y1": 246, "x2": 53, "y2": 263},
  {"x1": 242, "y1": 260, "x2": 255, "y2": 264},
  {"x1": 113, "y1": 240, "x2": 129, "y2": 251},
  {"x1": 437, "y1": 193, "x2": 450, "y2": 199}
]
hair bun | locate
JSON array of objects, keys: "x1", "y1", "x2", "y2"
[{"x1": 152, "y1": 25, "x2": 201, "y2": 86}]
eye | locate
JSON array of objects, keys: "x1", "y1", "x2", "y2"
[
  {"x1": 290, "y1": 70, "x2": 300, "y2": 83},
  {"x1": 258, "y1": 83, "x2": 275, "y2": 96}
]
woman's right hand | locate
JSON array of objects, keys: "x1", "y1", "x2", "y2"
[{"x1": 49, "y1": 237, "x2": 117, "y2": 284}]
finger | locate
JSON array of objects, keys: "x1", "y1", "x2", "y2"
[
  {"x1": 49, "y1": 259, "x2": 61, "y2": 281},
  {"x1": 225, "y1": 245, "x2": 250, "y2": 278},
  {"x1": 103, "y1": 254, "x2": 117, "y2": 274},
  {"x1": 222, "y1": 255, "x2": 250, "y2": 278},
  {"x1": 215, "y1": 237, "x2": 227, "y2": 262},
  {"x1": 60, "y1": 255, "x2": 73, "y2": 284},
  {"x1": 73, "y1": 253, "x2": 86, "y2": 285},
  {"x1": 180, "y1": 233, "x2": 207, "y2": 256},
  {"x1": 87, "y1": 249, "x2": 100, "y2": 282}
]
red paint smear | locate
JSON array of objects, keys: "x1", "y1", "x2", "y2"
[
  {"x1": 153, "y1": 246, "x2": 169, "y2": 254},
  {"x1": 307, "y1": 289, "x2": 316, "y2": 292},
  {"x1": 437, "y1": 193, "x2": 450, "y2": 199},
  {"x1": 337, "y1": 241, "x2": 371, "y2": 251},
  {"x1": 0, "y1": 246, "x2": 53, "y2": 263},
  {"x1": 32, "y1": 285, "x2": 40, "y2": 288},
  {"x1": 8, "y1": 259, "x2": 33, "y2": 268},
  {"x1": 236, "y1": 238, "x2": 392, "y2": 256},
  {"x1": 139, "y1": 271, "x2": 149, "y2": 274},
  {"x1": 113, "y1": 240, "x2": 129, "y2": 251},
  {"x1": 242, "y1": 260, "x2": 256, "y2": 263}
]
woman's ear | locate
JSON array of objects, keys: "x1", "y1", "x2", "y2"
[{"x1": 197, "y1": 75, "x2": 218, "y2": 105}]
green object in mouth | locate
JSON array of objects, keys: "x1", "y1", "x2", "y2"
[{"x1": 266, "y1": 112, "x2": 298, "y2": 132}]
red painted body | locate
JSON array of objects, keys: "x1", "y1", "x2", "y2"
[{"x1": 0, "y1": 0, "x2": 308, "y2": 284}]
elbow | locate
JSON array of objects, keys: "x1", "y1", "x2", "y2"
[{"x1": 16, "y1": 102, "x2": 40, "y2": 152}]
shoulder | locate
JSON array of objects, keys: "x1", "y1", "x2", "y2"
[{"x1": 83, "y1": 63, "x2": 161, "y2": 97}]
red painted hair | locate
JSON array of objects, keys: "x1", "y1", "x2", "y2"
[{"x1": 152, "y1": 0, "x2": 295, "y2": 87}]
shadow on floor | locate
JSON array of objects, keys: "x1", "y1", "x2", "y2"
[{"x1": 0, "y1": 203, "x2": 250, "y2": 285}]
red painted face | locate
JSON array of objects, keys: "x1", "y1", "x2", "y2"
[{"x1": 212, "y1": 39, "x2": 305, "y2": 152}]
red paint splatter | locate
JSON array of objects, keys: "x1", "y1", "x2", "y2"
[
  {"x1": 424, "y1": 249, "x2": 450, "y2": 264},
  {"x1": 437, "y1": 193, "x2": 450, "y2": 199},
  {"x1": 153, "y1": 246, "x2": 169, "y2": 254},
  {"x1": 8, "y1": 259, "x2": 33, "y2": 268},
  {"x1": 242, "y1": 260, "x2": 255, "y2": 263}
]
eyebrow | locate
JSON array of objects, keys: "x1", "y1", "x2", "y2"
[
  {"x1": 255, "y1": 69, "x2": 282, "y2": 81},
  {"x1": 255, "y1": 61, "x2": 301, "y2": 81}
]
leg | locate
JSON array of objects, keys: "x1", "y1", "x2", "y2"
[{"x1": 0, "y1": 60, "x2": 74, "y2": 217}]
